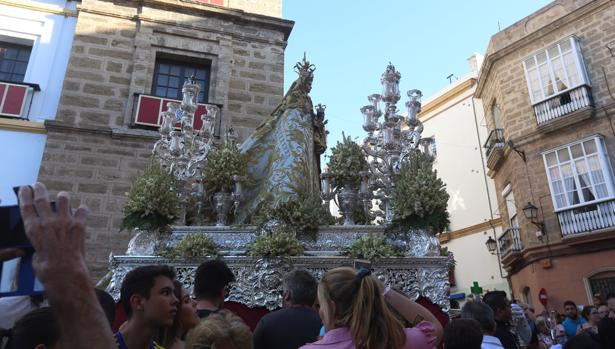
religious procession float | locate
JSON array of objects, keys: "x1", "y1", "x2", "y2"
[{"x1": 100, "y1": 57, "x2": 454, "y2": 314}]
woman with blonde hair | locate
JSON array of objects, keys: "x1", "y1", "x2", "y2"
[
  {"x1": 300, "y1": 267, "x2": 443, "y2": 349},
  {"x1": 186, "y1": 309, "x2": 252, "y2": 349}
]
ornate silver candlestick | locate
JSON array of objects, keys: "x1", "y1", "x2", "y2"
[
  {"x1": 152, "y1": 76, "x2": 219, "y2": 224},
  {"x1": 360, "y1": 63, "x2": 424, "y2": 224}
]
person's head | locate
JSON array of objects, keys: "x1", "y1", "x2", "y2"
[
  {"x1": 3, "y1": 307, "x2": 61, "y2": 349},
  {"x1": 563, "y1": 300, "x2": 578, "y2": 319},
  {"x1": 460, "y1": 300, "x2": 496, "y2": 335},
  {"x1": 185, "y1": 309, "x2": 252, "y2": 349},
  {"x1": 483, "y1": 291, "x2": 512, "y2": 322},
  {"x1": 443, "y1": 319, "x2": 482, "y2": 349},
  {"x1": 581, "y1": 305, "x2": 600, "y2": 325},
  {"x1": 598, "y1": 305, "x2": 610, "y2": 319},
  {"x1": 281, "y1": 269, "x2": 318, "y2": 308},
  {"x1": 607, "y1": 293, "x2": 615, "y2": 312},
  {"x1": 535, "y1": 316, "x2": 550, "y2": 335},
  {"x1": 563, "y1": 332, "x2": 600, "y2": 349},
  {"x1": 193, "y1": 260, "x2": 235, "y2": 307},
  {"x1": 158, "y1": 280, "x2": 200, "y2": 347},
  {"x1": 317, "y1": 267, "x2": 405, "y2": 349},
  {"x1": 95, "y1": 288, "x2": 116, "y2": 327},
  {"x1": 120, "y1": 265, "x2": 178, "y2": 327}
]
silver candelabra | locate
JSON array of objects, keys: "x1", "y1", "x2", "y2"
[
  {"x1": 360, "y1": 63, "x2": 424, "y2": 223},
  {"x1": 152, "y1": 76, "x2": 219, "y2": 224}
]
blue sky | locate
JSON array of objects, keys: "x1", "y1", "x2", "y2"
[{"x1": 282, "y1": 0, "x2": 552, "y2": 157}]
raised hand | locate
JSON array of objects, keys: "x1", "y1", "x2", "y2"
[{"x1": 18, "y1": 183, "x2": 90, "y2": 285}]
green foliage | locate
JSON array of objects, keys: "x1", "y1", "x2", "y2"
[
  {"x1": 121, "y1": 160, "x2": 180, "y2": 233},
  {"x1": 343, "y1": 234, "x2": 402, "y2": 261},
  {"x1": 158, "y1": 233, "x2": 220, "y2": 259},
  {"x1": 247, "y1": 227, "x2": 305, "y2": 258},
  {"x1": 328, "y1": 133, "x2": 368, "y2": 189},
  {"x1": 391, "y1": 150, "x2": 450, "y2": 233},
  {"x1": 251, "y1": 193, "x2": 334, "y2": 240},
  {"x1": 203, "y1": 143, "x2": 248, "y2": 193}
]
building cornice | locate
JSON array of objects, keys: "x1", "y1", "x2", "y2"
[
  {"x1": 419, "y1": 78, "x2": 476, "y2": 123},
  {"x1": 44, "y1": 120, "x2": 160, "y2": 141},
  {"x1": 475, "y1": 0, "x2": 610, "y2": 98},
  {"x1": 0, "y1": 118, "x2": 46, "y2": 134},
  {"x1": 0, "y1": 0, "x2": 78, "y2": 17},
  {"x1": 78, "y1": 0, "x2": 294, "y2": 43},
  {"x1": 439, "y1": 218, "x2": 502, "y2": 243}
]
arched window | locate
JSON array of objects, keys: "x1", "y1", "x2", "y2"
[
  {"x1": 586, "y1": 269, "x2": 615, "y2": 303},
  {"x1": 522, "y1": 286, "x2": 533, "y2": 308}
]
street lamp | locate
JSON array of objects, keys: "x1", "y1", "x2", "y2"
[
  {"x1": 523, "y1": 201, "x2": 545, "y2": 239},
  {"x1": 522, "y1": 202, "x2": 539, "y2": 222},
  {"x1": 485, "y1": 236, "x2": 497, "y2": 254}
]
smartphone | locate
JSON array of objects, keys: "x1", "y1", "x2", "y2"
[
  {"x1": 0, "y1": 187, "x2": 46, "y2": 297},
  {"x1": 353, "y1": 259, "x2": 372, "y2": 270}
]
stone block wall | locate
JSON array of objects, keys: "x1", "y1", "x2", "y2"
[
  {"x1": 38, "y1": 0, "x2": 293, "y2": 278},
  {"x1": 477, "y1": 0, "x2": 615, "y2": 256}
]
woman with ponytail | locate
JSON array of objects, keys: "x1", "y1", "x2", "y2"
[{"x1": 300, "y1": 267, "x2": 443, "y2": 349}]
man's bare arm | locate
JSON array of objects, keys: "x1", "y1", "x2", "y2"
[{"x1": 19, "y1": 183, "x2": 116, "y2": 349}]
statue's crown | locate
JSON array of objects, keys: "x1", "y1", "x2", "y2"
[{"x1": 294, "y1": 53, "x2": 315, "y2": 78}]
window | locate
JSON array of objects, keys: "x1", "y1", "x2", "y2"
[
  {"x1": 419, "y1": 137, "x2": 436, "y2": 158},
  {"x1": 152, "y1": 59, "x2": 210, "y2": 103},
  {"x1": 522, "y1": 36, "x2": 589, "y2": 104},
  {"x1": 543, "y1": 136, "x2": 614, "y2": 210},
  {"x1": 491, "y1": 102, "x2": 502, "y2": 129},
  {"x1": 0, "y1": 42, "x2": 31, "y2": 83},
  {"x1": 588, "y1": 271, "x2": 615, "y2": 300},
  {"x1": 502, "y1": 184, "x2": 519, "y2": 228}
]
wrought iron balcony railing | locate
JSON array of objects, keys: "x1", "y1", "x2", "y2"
[
  {"x1": 498, "y1": 227, "x2": 523, "y2": 257},
  {"x1": 484, "y1": 128, "x2": 504, "y2": 158},
  {"x1": 534, "y1": 85, "x2": 593, "y2": 126},
  {"x1": 484, "y1": 128, "x2": 505, "y2": 171},
  {"x1": 558, "y1": 198, "x2": 615, "y2": 237}
]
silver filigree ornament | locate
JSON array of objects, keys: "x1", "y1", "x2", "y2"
[{"x1": 152, "y1": 76, "x2": 219, "y2": 224}]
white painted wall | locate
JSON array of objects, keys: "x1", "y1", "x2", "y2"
[
  {"x1": 420, "y1": 53, "x2": 510, "y2": 300},
  {"x1": 0, "y1": 0, "x2": 78, "y2": 121},
  {"x1": 446, "y1": 226, "x2": 509, "y2": 295},
  {"x1": 0, "y1": 1, "x2": 77, "y2": 205},
  {"x1": 0, "y1": 130, "x2": 47, "y2": 205}
]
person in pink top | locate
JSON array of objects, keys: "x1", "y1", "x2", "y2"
[{"x1": 300, "y1": 267, "x2": 443, "y2": 349}]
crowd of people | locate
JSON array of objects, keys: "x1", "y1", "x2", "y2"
[
  {"x1": 445, "y1": 290, "x2": 615, "y2": 349},
  {"x1": 1, "y1": 183, "x2": 614, "y2": 349}
]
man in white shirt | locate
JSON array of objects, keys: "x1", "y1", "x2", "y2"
[{"x1": 461, "y1": 300, "x2": 505, "y2": 349}]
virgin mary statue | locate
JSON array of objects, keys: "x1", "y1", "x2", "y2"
[{"x1": 235, "y1": 56, "x2": 326, "y2": 223}]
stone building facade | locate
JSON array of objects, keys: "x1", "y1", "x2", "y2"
[
  {"x1": 37, "y1": 0, "x2": 293, "y2": 277},
  {"x1": 476, "y1": 0, "x2": 615, "y2": 310}
]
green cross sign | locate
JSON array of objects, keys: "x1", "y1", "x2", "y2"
[{"x1": 470, "y1": 281, "x2": 483, "y2": 296}]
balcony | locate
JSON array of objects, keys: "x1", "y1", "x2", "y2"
[
  {"x1": 534, "y1": 85, "x2": 594, "y2": 132},
  {"x1": 132, "y1": 93, "x2": 221, "y2": 135},
  {"x1": 484, "y1": 128, "x2": 505, "y2": 171},
  {"x1": 498, "y1": 227, "x2": 523, "y2": 257},
  {"x1": 558, "y1": 199, "x2": 615, "y2": 237},
  {"x1": 0, "y1": 80, "x2": 40, "y2": 119}
]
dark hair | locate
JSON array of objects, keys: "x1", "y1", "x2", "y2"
[
  {"x1": 483, "y1": 291, "x2": 509, "y2": 313},
  {"x1": 460, "y1": 300, "x2": 496, "y2": 334},
  {"x1": 444, "y1": 319, "x2": 482, "y2": 349},
  {"x1": 564, "y1": 300, "x2": 577, "y2": 308},
  {"x1": 606, "y1": 293, "x2": 615, "y2": 301},
  {"x1": 564, "y1": 333, "x2": 600, "y2": 349},
  {"x1": 193, "y1": 260, "x2": 235, "y2": 300},
  {"x1": 120, "y1": 265, "x2": 176, "y2": 317},
  {"x1": 581, "y1": 305, "x2": 595, "y2": 321},
  {"x1": 96, "y1": 288, "x2": 116, "y2": 327},
  {"x1": 157, "y1": 280, "x2": 183, "y2": 348},
  {"x1": 282, "y1": 269, "x2": 318, "y2": 306},
  {"x1": 4, "y1": 307, "x2": 60, "y2": 349}
]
